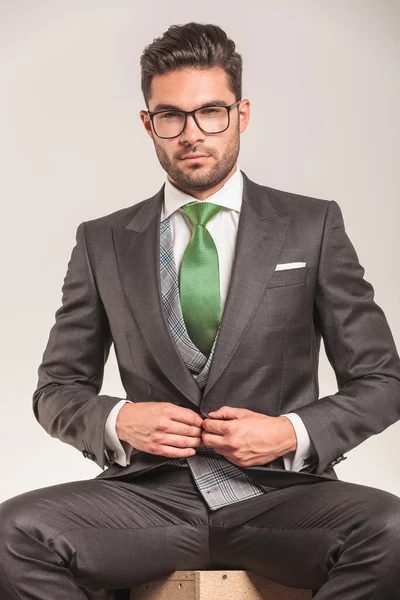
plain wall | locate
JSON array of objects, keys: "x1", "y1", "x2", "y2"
[{"x1": 1, "y1": 0, "x2": 399, "y2": 501}]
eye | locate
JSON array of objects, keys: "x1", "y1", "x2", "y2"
[
  {"x1": 199, "y1": 108, "x2": 222, "y2": 115},
  {"x1": 160, "y1": 111, "x2": 181, "y2": 119}
]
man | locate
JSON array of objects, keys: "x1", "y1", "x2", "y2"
[{"x1": 1, "y1": 21, "x2": 400, "y2": 600}]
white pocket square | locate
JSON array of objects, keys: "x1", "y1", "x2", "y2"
[{"x1": 275, "y1": 262, "x2": 307, "y2": 271}]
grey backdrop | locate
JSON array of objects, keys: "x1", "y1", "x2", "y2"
[{"x1": 1, "y1": 0, "x2": 399, "y2": 501}]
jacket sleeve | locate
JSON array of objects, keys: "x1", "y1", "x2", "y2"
[
  {"x1": 32, "y1": 222, "x2": 124, "y2": 470},
  {"x1": 293, "y1": 200, "x2": 400, "y2": 475}
]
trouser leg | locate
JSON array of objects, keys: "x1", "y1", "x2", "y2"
[
  {"x1": 208, "y1": 479, "x2": 400, "y2": 599},
  {"x1": 0, "y1": 466, "x2": 210, "y2": 599}
]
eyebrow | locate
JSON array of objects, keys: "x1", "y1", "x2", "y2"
[{"x1": 151, "y1": 100, "x2": 230, "y2": 112}]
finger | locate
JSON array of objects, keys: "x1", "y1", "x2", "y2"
[
  {"x1": 157, "y1": 433, "x2": 202, "y2": 449},
  {"x1": 156, "y1": 445, "x2": 197, "y2": 458},
  {"x1": 202, "y1": 418, "x2": 230, "y2": 435},
  {"x1": 164, "y1": 421, "x2": 204, "y2": 438},
  {"x1": 202, "y1": 431, "x2": 230, "y2": 449},
  {"x1": 167, "y1": 404, "x2": 204, "y2": 427},
  {"x1": 207, "y1": 406, "x2": 243, "y2": 419},
  {"x1": 218, "y1": 453, "x2": 243, "y2": 466}
]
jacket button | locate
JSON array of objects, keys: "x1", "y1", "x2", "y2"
[{"x1": 329, "y1": 455, "x2": 347, "y2": 467}]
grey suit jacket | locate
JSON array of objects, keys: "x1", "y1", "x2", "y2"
[{"x1": 32, "y1": 170, "x2": 400, "y2": 490}]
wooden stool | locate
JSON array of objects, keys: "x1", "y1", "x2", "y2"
[{"x1": 130, "y1": 570, "x2": 313, "y2": 599}]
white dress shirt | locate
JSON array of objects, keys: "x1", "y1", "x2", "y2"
[{"x1": 105, "y1": 166, "x2": 312, "y2": 471}]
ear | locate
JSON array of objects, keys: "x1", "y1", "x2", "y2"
[
  {"x1": 140, "y1": 110, "x2": 153, "y2": 139},
  {"x1": 238, "y1": 99, "x2": 250, "y2": 134}
]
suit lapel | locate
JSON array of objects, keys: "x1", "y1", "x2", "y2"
[
  {"x1": 112, "y1": 186, "x2": 203, "y2": 406},
  {"x1": 112, "y1": 171, "x2": 292, "y2": 410},
  {"x1": 203, "y1": 172, "x2": 292, "y2": 398}
]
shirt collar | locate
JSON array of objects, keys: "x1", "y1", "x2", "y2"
[{"x1": 161, "y1": 166, "x2": 243, "y2": 221}]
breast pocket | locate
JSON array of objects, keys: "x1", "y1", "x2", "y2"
[{"x1": 267, "y1": 266, "x2": 309, "y2": 288}]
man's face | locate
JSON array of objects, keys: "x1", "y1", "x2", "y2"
[{"x1": 140, "y1": 67, "x2": 250, "y2": 195}]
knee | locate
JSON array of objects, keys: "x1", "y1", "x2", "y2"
[
  {"x1": 0, "y1": 490, "x2": 46, "y2": 542},
  {"x1": 362, "y1": 489, "x2": 400, "y2": 546}
]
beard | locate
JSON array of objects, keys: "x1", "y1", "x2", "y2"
[{"x1": 152, "y1": 122, "x2": 240, "y2": 192}]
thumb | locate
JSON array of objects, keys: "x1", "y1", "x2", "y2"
[{"x1": 207, "y1": 406, "x2": 244, "y2": 420}]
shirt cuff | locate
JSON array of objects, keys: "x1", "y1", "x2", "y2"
[
  {"x1": 104, "y1": 400, "x2": 134, "y2": 467},
  {"x1": 280, "y1": 412, "x2": 312, "y2": 472}
]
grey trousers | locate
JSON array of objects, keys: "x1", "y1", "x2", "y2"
[{"x1": 1, "y1": 464, "x2": 400, "y2": 600}]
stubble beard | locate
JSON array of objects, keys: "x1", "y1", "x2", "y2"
[{"x1": 152, "y1": 125, "x2": 240, "y2": 192}]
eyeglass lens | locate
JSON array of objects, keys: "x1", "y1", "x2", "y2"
[{"x1": 153, "y1": 107, "x2": 229, "y2": 138}]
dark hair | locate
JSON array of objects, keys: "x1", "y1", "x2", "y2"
[{"x1": 140, "y1": 22, "x2": 242, "y2": 108}]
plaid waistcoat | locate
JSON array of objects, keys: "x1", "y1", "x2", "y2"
[{"x1": 159, "y1": 214, "x2": 266, "y2": 510}]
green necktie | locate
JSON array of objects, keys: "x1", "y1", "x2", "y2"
[{"x1": 179, "y1": 201, "x2": 223, "y2": 358}]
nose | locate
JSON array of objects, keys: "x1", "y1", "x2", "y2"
[{"x1": 179, "y1": 113, "x2": 206, "y2": 145}]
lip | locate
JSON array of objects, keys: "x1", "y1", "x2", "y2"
[{"x1": 181, "y1": 155, "x2": 210, "y2": 162}]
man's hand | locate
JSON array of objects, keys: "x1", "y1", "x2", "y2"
[
  {"x1": 201, "y1": 406, "x2": 298, "y2": 467},
  {"x1": 115, "y1": 402, "x2": 204, "y2": 458}
]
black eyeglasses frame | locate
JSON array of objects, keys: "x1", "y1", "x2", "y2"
[{"x1": 146, "y1": 100, "x2": 242, "y2": 139}]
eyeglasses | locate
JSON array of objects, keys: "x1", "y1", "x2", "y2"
[{"x1": 147, "y1": 100, "x2": 241, "y2": 139}]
